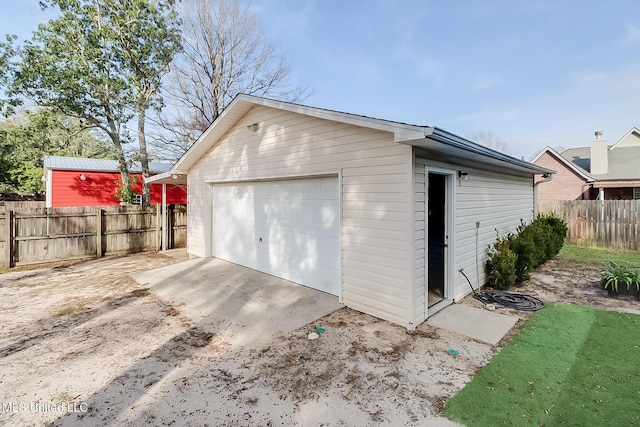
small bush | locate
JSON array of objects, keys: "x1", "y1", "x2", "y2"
[
  {"x1": 115, "y1": 175, "x2": 139, "y2": 204},
  {"x1": 537, "y1": 215, "x2": 568, "y2": 259},
  {"x1": 486, "y1": 214, "x2": 567, "y2": 288},
  {"x1": 485, "y1": 234, "x2": 517, "y2": 290},
  {"x1": 509, "y1": 223, "x2": 542, "y2": 282},
  {"x1": 508, "y1": 216, "x2": 563, "y2": 281}
]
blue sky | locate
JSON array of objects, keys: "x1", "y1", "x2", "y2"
[{"x1": 3, "y1": 1, "x2": 640, "y2": 160}]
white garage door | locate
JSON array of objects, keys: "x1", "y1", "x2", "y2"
[{"x1": 211, "y1": 176, "x2": 340, "y2": 295}]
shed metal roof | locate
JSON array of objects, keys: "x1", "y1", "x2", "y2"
[{"x1": 44, "y1": 156, "x2": 173, "y2": 174}]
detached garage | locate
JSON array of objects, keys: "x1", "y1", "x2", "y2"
[{"x1": 149, "y1": 95, "x2": 553, "y2": 329}]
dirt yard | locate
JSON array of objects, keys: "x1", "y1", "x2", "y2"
[{"x1": 0, "y1": 252, "x2": 638, "y2": 426}]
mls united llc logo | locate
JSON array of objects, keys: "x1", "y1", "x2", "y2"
[{"x1": 1, "y1": 402, "x2": 89, "y2": 413}]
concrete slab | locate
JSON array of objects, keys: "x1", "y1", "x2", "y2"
[
  {"x1": 427, "y1": 303, "x2": 518, "y2": 345},
  {"x1": 131, "y1": 257, "x2": 342, "y2": 348},
  {"x1": 159, "y1": 248, "x2": 189, "y2": 261}
]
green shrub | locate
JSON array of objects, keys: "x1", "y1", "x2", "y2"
[
  {"x1": 509, "y1": 215, "x2": 567, "y2": 282},
  {"x1": 529, "y1": 219, "x2": 555, "y2": 263},
  {"x1": 485, "y1": 235, "x2": 517, "y2": 290},
  {"x1": 486, "y1": 214, "x2": 567, "y2": 288},
  {"x1": 115, "y1": 175, "x2": 139, "y2": 204},
  {"x1": 537, "y1": 215, "x2": 568, "y2": 258},
  {"x1": 508, "y1": 231, "x2": 537, "y2": 282},
  {"x1": 510, "y1": 221, "x2": 544, "y2": 281}
]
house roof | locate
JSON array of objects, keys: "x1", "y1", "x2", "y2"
[
  {"x1": 149, "y1": 94, "x2": 553, "y2": 184},
  {"x1": 532, "y1": 127, "x2": 640, "y2": 184},
  {"x1": 44, "y1": 156, "x2": 173, "y2": 174},
  {"x1": 559, "y1": 146, "x2": 640, "y2": 181},
  {"x1": 531, "y1": 146, "x2": 592, "y2": 181},
  {"x1": 611, "y1": 127, "x2": 640, "y2": 149}
]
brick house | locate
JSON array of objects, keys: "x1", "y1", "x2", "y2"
[{"x1": 532, "y1": 128, "x2": 640, "y2": 201}]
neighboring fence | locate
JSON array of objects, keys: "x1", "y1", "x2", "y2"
[
  {"x1": 0, "y1": 201, "x2": 46, "y2": 209},
  {"x1": 0, "y1": 204, "x2": 186, "y2": 268},
  {"x1": 539, "y1": 200, "x2": 640, "y2": 250}
]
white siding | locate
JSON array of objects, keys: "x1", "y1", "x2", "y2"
[
  {"x1": 413, "y1": 157, "x2": 534, "y2": 323},
  {"x1": 188, "y1": 106, "x2": 414, "y2": 326},
  {"x1": 453, "y1": 170, "x2": 533, "y2": 300}
]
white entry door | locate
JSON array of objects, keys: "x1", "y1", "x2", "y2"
[{"x1": 211, "y1": 176, "x2": 340, "y2": 295}]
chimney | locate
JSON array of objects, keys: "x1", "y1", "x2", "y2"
[{"x1": 590, "y1": 131, "x2": 608, "y2": 174}]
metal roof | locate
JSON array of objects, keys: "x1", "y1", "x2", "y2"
[
  {"x1": 44, "y1": 156, "x2": 173, "y2": 174},
  {"x1": 158, "y1": 94, "x2": 552, "y2": 179}
]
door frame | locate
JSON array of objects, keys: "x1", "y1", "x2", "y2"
[{"x1": 425, "y1": 166, "x2": 456, "y2": 317}]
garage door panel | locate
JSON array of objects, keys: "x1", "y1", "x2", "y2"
[
  {"x1": 265, "y1": 228, "x2": 337, "y2": 283},
  {"x1": 212, "y1": 187, "x2": 257, "y2": 269},
  {"x1": 212, "y1": 177, "x2": 339, "y2": 295}
]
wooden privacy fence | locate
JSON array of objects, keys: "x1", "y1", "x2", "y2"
[
  {"x1": 0, "y1": 201, "x2": 46, "y2": 209},
  {"x1": 0, "y1": 204, "x2": 186, "y2": 268},
  {"x1": 539, "y1": 200, "x2": 640, "y2": 250}
]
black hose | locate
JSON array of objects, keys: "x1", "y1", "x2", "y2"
[
  {"x1": 474, "y1": 291, "x2": 545, "y2": 311},
  {"x1": 460, "y1": 269, "x2": 479, "y2": 297},
  {"x1": 459, "y1": 269, "x2": 545, "y2": 312}
]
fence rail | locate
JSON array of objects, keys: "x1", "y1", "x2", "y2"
[
  {"x1": 0, "y1": 204, "x2": 186, "y2": 268},
  {"x1": 539, "y1": 200, "x2": 640, "y2": 250}
]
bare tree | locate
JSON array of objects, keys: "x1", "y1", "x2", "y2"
[
  {"x1": 156, "y1": 0, "x2": 310, "y2": 157},
  {"x1": 467, "y1": 131, "x2": 511, "y2": 154}
]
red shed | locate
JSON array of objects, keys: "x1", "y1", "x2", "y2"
[{"x1": 43, "y1": 156, "x2": 187, "y2": 207}]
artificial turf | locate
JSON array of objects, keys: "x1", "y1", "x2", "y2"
[{"x1": 444, "y1": 303, "x2": 640, "y2": 426}]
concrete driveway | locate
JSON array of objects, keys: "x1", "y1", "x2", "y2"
[{"x1": 132, "y1": 256, "x2": 342, "y2": 348}]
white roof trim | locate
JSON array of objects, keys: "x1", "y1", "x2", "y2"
[
  {"x1": 173, "y1": 94, "x2": 427, "y2": 173},
  {"x1": 610, "y1": 127, "x2": 640, "y2": 150},
  {"x1": 531, "y1": 146, "x2": 551, "y2": 164},
  {"x1": 170, "y1": 94, "x2": 552, "y2": 177},
  {"x1": 593, "y1": 180, "x2": 640, "y2": 188},
  {"x1": 241, "y1": 95, "x2": 428, "y2": 142},
  {"x1": 145, "y1": 171, "x2": 187, "y2": 185}
]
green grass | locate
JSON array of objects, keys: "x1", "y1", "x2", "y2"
[
  {"x1": 559, "y1": 244, "x2": 640, "y2": 267},
  {"x1": 445, "y1": 303, "x2": 640, "y2": 426}
]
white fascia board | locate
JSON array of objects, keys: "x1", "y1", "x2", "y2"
[
  {"x1": 170, "y1": 94, "x2": 428, "y2": 173},
  {"x1": 172, "y1": 97, "x2": 254, "y2": 172},
  {"x1": 408, "y1": 127, "x2": 555, "y2": 176},
  {"x1": 165, "y1": 93, "x2": 552, "y2": 178},
  {"x1": 145, "y1": 170, "x2": 188, "y2": 185},
  {"x1": 243, "y1": 94, "x2": 427, "y2": 141},
  {"x1": 145, "y1": 171, "x2": 172, "y2": 183},
  {"x1": 610, "y1": 127, "x2": 640, "y2": 150},
  {"x1": 531, "y1": 146, "x2": 552, "y2": 163}
]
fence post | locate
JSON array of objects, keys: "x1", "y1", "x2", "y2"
[
  {"x1": 96, "y1": 208, "x2": 103, "y2": 258},
  {"x1": 4, "y1": 210, "x2": 13, "y2": 268},
  {"x1": 156, "y1": 203, "x2": 161, "y2": 251},
  {"x1": 168, "y1": 204, "x2": 174, "y2": 249}
]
